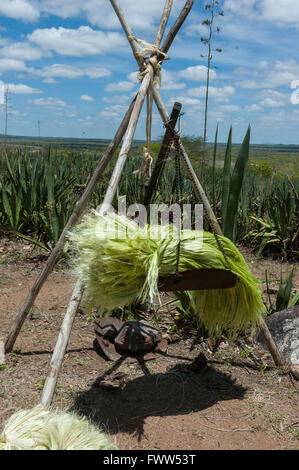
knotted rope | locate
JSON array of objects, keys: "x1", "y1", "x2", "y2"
[{"x1": 130, "y1": 36, "x2": 169, "y2": 194}]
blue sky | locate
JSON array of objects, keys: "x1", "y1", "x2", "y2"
[{"x1": 1, "y1": 0, "x2": 299, "y2": 144}]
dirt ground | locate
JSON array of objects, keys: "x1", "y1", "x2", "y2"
[{"x1": 0, "y1": 237, "x2": 298, "y2": 450}]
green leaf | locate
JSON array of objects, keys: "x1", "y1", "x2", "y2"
[
  {"x1": 222, "y1": 126, "x2": 232, "y2": 226},
  {"x1": 223, "y1": 126, "x2": 250, "y2": 241}
]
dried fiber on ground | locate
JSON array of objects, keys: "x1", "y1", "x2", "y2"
[
  {"x1": 69, "y1": 212, "x2": 265, "y2": 337},
  {"x1": 0, "y1": 405, "x2": 117, "y2": 450}
]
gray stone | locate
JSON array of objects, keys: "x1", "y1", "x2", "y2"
[{"x1": 256, "y1": 306, "x2": 299, "y2": 364}]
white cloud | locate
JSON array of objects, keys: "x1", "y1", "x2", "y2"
[
  {"x1": 224, "y1": 0, "x2": 256, "y2": 15},
  {"x1": 261, "y1": 0, "x2": 299, "y2": 29},
  {"x1": 127, "y1": 71, "x2": 139, "y2": 83},
  {"x1": 28, "y1": 25, "x2": 126, "y2": 57},
  {"x1": 178, "y1": 65, "x2": 216, "y2": 82},
  {"x1": 224, "y1": 0, "x2": 299, "y2": 30},
  {"x1": 0, "y1": 58, "x2": 28, "y2": 73},
  {"x1": 237, "y1": 59, "x2": 299, "y2": 89},
  {"x1": 238, "y1": 80, "x2": 263, "y2": 89},
  {"x1": 169, "y1": 96, "x2": 201, "y2": 107},
  {"x1": 80, "y1": 94, "x2": 95, "y2": 102},
  {"x1": 187, "y1": 85, "x2": 235, "y2": 102},
  {"x1": 256, "y1": 89, "x2": 287, "y2": 107},
  {"x1": 0, "y1": 42, "x2": 47, "y2": 61},
  {"x1": 0, "y1": 0, "x2": 39, "y2": 22},
  {"x1": 160, "y1": 70, "x2": 186, "y2": 90},
  {"x1": 260, "y1": 98, "x2": 285, "y2": 107},
  {"x1": 245, "y1": 104, "x2": 262, "y2": 112},
  {"x1": 35, "y1": 64, "x2": 111, "y2": 80},
  {"x1": 218, "y1": 105, "x2": 241, "y2": 112},
  {"x1": 32, "y1": 97, "x2": 69, "y2": 107},
  {"x1": 105, "y1": 81, "x2": 136, "y2": 92},
  {"x1": 184, "y1": 23, "x2": 209, "y2": 37},
  {"x1": 6, "y1": 83, "x2": 43, "y2": 94},
  {"x1": 42, "y1": 78, "x2": 58, "y2": 84},
  {"x1": 30, "y1": 0, "x2": 186, "y2": 31},
  {"x1": 99, "y1": 103, "x2": 129, "y2": 118},
  {"x1": 103, "y1": 94, "x2": 129, "y2": 104}
]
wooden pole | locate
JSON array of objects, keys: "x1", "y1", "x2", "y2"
[
  {"x1": 144, "y1": 101, "x2": 182, "y2": 207},
  {"x1": 152, "y1": 87, "x2": 285, "y2": 368},
  {"x1": 101, "y1": 75, "x2": 152, "y2": 208},
  {"x1": 161, "y1": 0, "x2": 194, "y2": 54},
  {"x1": 154, "y1": 0, "x2": 174, "y2": 48},
  {"x1": 40, "y1": 277, "x2": 83, "y2": 407},
  {"x1": 41, "y1": 0, "x2": 175, "y2": 406},
  {"x1": 109, "y1": 0, "x2": 144, "y2": 69},
  {"x1": 0, "y1": 340, "x2": 5, "y2": 366},
  {"x1": 41, "y1": 74, "x2": 152, "y2": 407},
  {"x1": 5, "y1": 98, "x2": 136, "y2": 354}
]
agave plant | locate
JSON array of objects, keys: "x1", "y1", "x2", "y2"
[
  {"x1": 245, "y1": 180, "x2": 298, "y2": 260},
  {"x1": 0, "y1": 146, "x2": 77, "y2": 248},
  {"x1": 264, "y1": 268, "x2": 299, "y2": 315}
]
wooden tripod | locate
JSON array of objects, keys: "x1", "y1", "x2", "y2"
[{"x1": 2, "y1": 0, "x2": 286, "y2": 407}]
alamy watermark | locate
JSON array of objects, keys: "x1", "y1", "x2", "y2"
[{"x1": 94, "y1": 196, "x2": 204, "y2": 243}]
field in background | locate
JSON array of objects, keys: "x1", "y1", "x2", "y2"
[{"x1": 0, "y1": 136, "x2": 298, "y2": 261}]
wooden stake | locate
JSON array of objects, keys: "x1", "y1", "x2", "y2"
[{"x1": 5, "y1": 98, "x2": 136, "y2": 354}]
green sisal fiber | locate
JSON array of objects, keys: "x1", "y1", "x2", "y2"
[{"x1": 69, "y1": 212, "x2": 265, "y2": 337}]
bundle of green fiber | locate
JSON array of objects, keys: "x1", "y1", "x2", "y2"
[
  {"x1": 0, "y1": 405, "x2": 117, "y2": 450},
  {"x1": 69, "y1": 212, "x2": 265, "y2": 337}
]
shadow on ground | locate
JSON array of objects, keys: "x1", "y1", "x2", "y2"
[{"x1": 70, "y1": 350, "x2": 247, "y2": 441}]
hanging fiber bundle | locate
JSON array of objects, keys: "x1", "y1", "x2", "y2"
[
  {"x1": 69, "y1": 212, "x2": 265, "y2": 338},
  {"x1": 0, "y1": 405, "x2": 117, "y2": 450}
]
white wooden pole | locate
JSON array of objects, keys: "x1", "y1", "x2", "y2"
[{"x1": 41, "y1": 0, "x2": 173, "y2": 406}]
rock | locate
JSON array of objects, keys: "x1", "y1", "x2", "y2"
[
  {"x1": 256, "y1": 306, "x2": 299, "y2": 364},
  {"x1": 114, "y1": 320, "x2": 162, "y2": 353}
]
